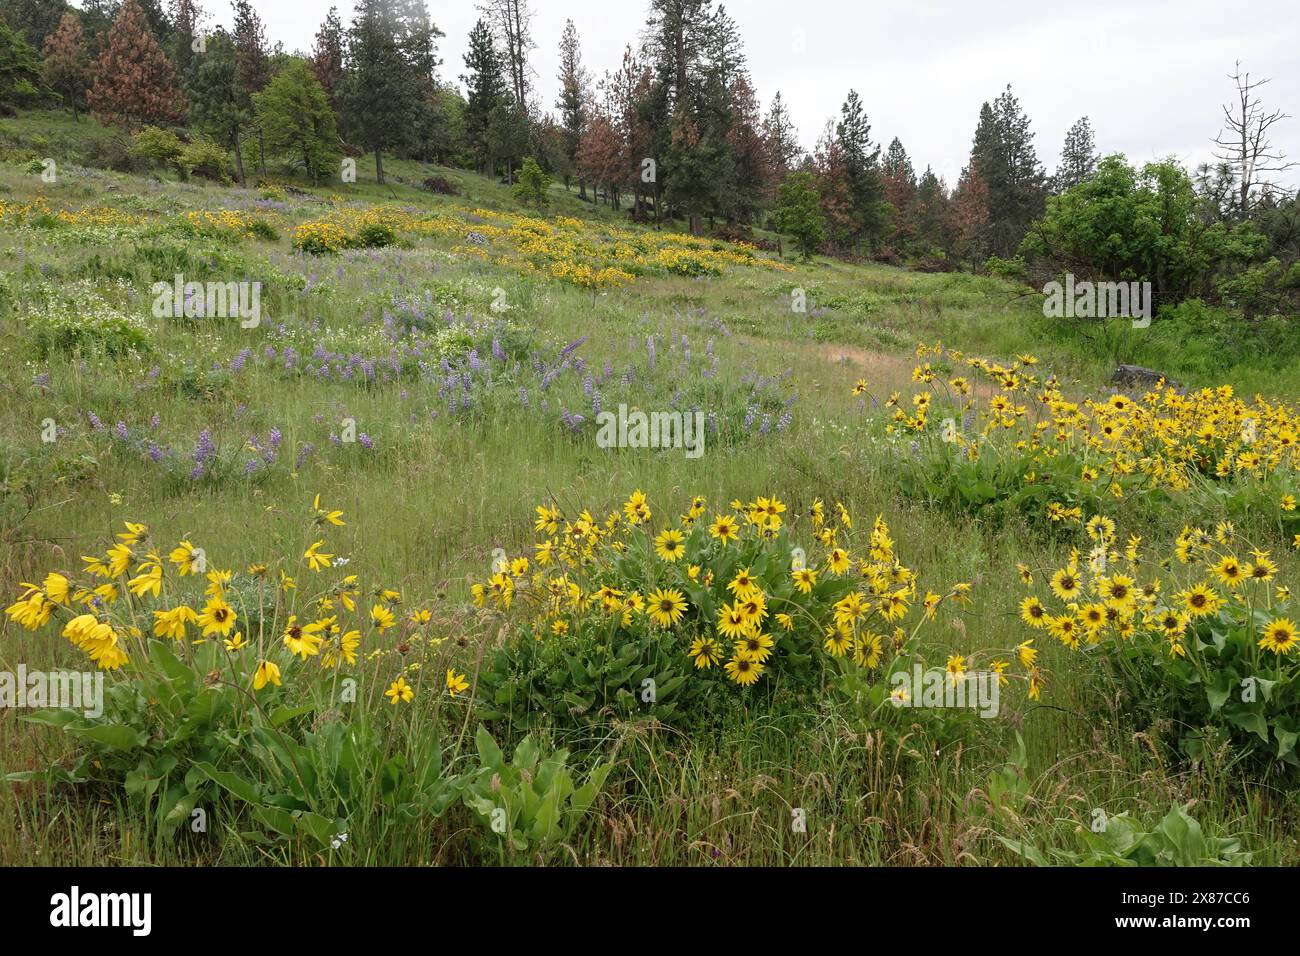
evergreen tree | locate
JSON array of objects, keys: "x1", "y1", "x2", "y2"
[
  {"x1": 3, "y1": 0, "x2": 69, "y2": 50},
  {"x1": 187, "y1": 28, "x2": 249, "y2": 185},
  {"x1": 1054, "y1": 115, "x2": 1098, "y2": 191},
  {"x1": 86, "y1": 0, "x2": 185, "y2": 129},
  {"x1": 970, "y1": 84, "x2": 1046, "y2": 256},
  {"x1": 41, "y1": 12, "x2": 89, "y2": 120},
  {"x1": 834, "y1": 89, "x2": 887, "y2": 250},
  {"x1": 168, "y1": 0, "x2": 205, "y2": 81},
  {"x1": 477, "y1": 0, "x2": 533, "y2": 114},
  {"x1": 461, "y1": 16, "x2": 507, "y2": 175},
  {"x1": 309, "y1": 7, "x2": 345, "y2": 110},
  {"x1": 230, "y1": 0, "x2": 269, "y2": 95},
  {"x1": 555, "y1": 18, "x2": 588, "y2": 194},
  {"x1": 342, "y1": 0, "x2": 423, "y2": 185},
  {"x1": 882, "y1": 137, "x2": 917, "y2": 249},
  {"x1": 763, "y1": 91, "x2": 801, "y2": 176}
]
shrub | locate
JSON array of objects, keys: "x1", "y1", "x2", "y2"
[
  {"x1": 1015, "y1": 517, "x2": 1300, "y2": 770},
  {"x1": 423, "y1": 175, "x2": 457, "y2": 195},
  {"x1": 130, "y1": 126, "x2": 186, "y2": 176},
  {"x1": 511, "y1": 157, "x2": 551, "y2": 210},
  {"x1": 180, "y1": 136, "x2": 231, "y2": 183},
  {"x1": 350, "y1": 222, "x2": 396, "y2": 249},
  {"x1": 470, "y1": 491, "x2": 1002, "y2": 731}
]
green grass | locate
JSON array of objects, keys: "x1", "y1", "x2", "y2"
[{"x1": 0, "y1": 108, "x2": 1297, "y2": 866}]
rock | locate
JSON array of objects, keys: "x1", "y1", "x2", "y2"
[{"x1": 1111, "y1": 364, "x2": 1176, "y2": 390}]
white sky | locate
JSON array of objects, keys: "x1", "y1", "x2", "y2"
[{"x1": 123, "y1": 0, "x2": 1300, "y2": 188}]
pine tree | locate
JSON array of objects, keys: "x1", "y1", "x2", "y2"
[
  {"x1": 834, "y1": 90, "x2": 887, "y2": 250},
  {"x1": 3, "y1": 0, "x2": 67, "y2": 50},
  {"x1": 970, "y1": 85, "x2": 1046, "y2": 256},
  {"x1": 724, "y1": 73, "x2": 770, "y2": 224},
  {"x1": 309, "y1": 7, "x2": 346, "y2": 110},
  {"x1": 948, "y1": 163, "x2": 990, "y2": 261},
  {"x1": 763, "y1": 92, "x2": 801, "y2": 176},
  {"x1": 343, "y1": 0, "x2": 423, "y2": 185},
  {"x1": 555, "y1": 19, "x2": 588, "y2": 194},
  {"x1": 461, "y1": 16, "x2": 507, "y2": 175},
  {"x1": 911, "y1": 166, "x2": 951, "y2": 254},
  {"x1": 187, "y1": 28, "x2": 250, "y2": 185},
  {"x1": 882, "y1": 138, "x2": 917, "y2": 250},
  {"x1": 1054, "y1": 116, "x2": 1098, "y2": 191},
  {"x1": 168, "y1": 0, "x2": 205, "y2": 81},
  {"x1": 42, "y1": 12, "x2": 89, "y2": 120},
  {"x1": 230, "y1": 0, "x2": 269, "y2": 95},
  {"x1": 86, "y1": 0, "x2": 185, "y2": 129}
]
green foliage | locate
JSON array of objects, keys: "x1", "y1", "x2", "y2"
[
  {"x1": 0, "y1": 17, "x2": 45, "y2": 111},
  {"x1": 130, "y1": 125, "x2": 186, "y2": 173},
  {"x1": 253, "y1": 59, "x2": 340, "y2": 184},
  {"x1": 997, "y1": 804, "x2": 1252, "y2": 866},
  {"x1": 460, "y1": 725, "x2": 613, "y2": 853},
  {"x1": 25, "y1": 283, "x2": 152, "y2": 359},
  {"x1": 512, "y1": 156, "x2": 552, "y2": 210},
  {"x1": 772, "y1": 171, "x2": 826, "y2": 260},
  {"x1": 477, "y1": 619, "x2": 709, "y2": 730},
  {"x1": 1021, "y1": 154, "x2": 1268, "y2": 306}
]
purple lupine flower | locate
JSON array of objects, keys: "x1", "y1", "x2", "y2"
[
  {"x1": 150, "y1": 412, "x2": 161, "y2": 429},
  {"x1": 114, "y1": 421, "x2": 128, "y2": 440},
  {"x1": 647, "y1": 335, "x2": 656, "y2": 368},
  {"x1": 269, "y1": 427, "x2": 282, "y2": 450},
  {"x1": 561, "y1": 408, "x2": 586, "y2": 433},
  {"x1": 33, "y1": 372, "x2": 50, "y2": 388},
  {"x1": 592, "y1": 391, "x2": 602, "y2": 416},
  {"x1": 492, "y1": 337, "x2": 506, "y2": 362},
  {"x1": 358, "y1": 433, "x2": 374, "y2": 450},
  {"x1": 776, "y1": 411, "x2": 792, "y2": 432},
  {"x1": 708, "y1": 411, "x2": 718, "y2": 434},
  {"x1": 518, "y1": 387, "x2": 529, "y2": 408},
  {"x1": 147, "y1": 441, "x2": 165, "y2": 462},
  {"x1": 244, "y1": 459, "x2": 260, "y2": 474},
  {"x1": 194, "y1": 429, "x2": 215, "y2": 465},
  {"x1": 743, "y1": 407, "x2": 756, "y2": 431},
  {"x1": 88, "y1": 411, "x2": 104, "y2": 431},
  {"x1": 582, "y1": 374, "x2": 593, "y2": 398},
  {"x1": 295, "y1": 443, "x2": 315, "y2": 469}
]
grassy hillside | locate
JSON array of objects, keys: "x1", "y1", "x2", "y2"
[{"x1": 1, "y1": 109, "x2": 1297, "y2": 866}]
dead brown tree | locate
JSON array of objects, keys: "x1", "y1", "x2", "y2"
[{"x1": 1212, "y1": 62, "x2": 1296, "y2": 218}]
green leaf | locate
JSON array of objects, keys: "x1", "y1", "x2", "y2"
[
  {"x1": 474, "y1": 725, "x2": 503, "y2": 768},
  {"x1": 67, "y1": 723, "x2": 147, "y2": 751},
  {"x1": 192, "y1": 761, "x2": 264, "y2": 805}
]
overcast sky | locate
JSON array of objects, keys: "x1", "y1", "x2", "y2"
[{"x1": 164, "y1": 0, "x2": 1300, "y2": 189}]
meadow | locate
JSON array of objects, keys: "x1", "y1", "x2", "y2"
[{"x1": 2, "y1": 110, "x2": 1298, "y2": 867}]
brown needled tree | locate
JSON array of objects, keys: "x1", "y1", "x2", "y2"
[{"x1": 86, "y1": 0, "x2": 185, "y2": 130}]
